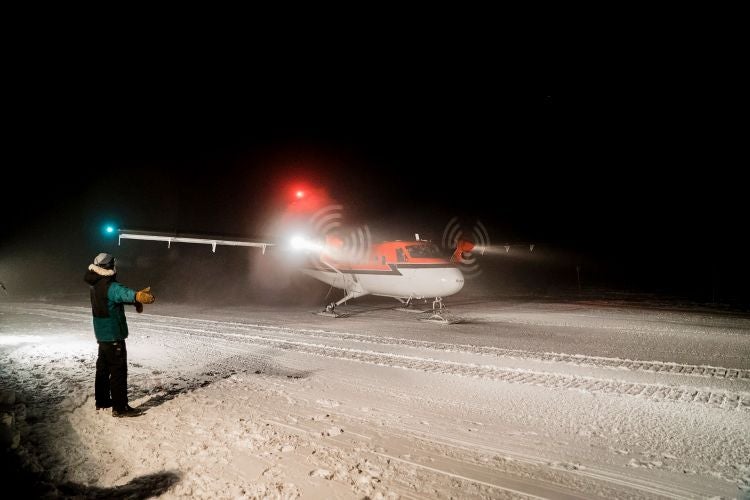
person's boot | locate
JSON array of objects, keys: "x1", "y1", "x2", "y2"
[
  {"x1": 112, "y1": 405, "x2": 144, "y2": 417},
  {"x1": 96, "y1": 400, "x2": 113, "y2": 410}
]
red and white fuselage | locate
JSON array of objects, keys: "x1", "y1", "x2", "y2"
[{"x1": 302, "y1": 240, "x2": 465, "y2": 301}]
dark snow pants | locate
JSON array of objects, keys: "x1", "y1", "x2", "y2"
[{"x1": 95, "y1": 341, "x2": 127, "y2": 409}]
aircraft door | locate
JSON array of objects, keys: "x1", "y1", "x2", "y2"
[{"x1": 395, "y1": 248, "x2": 407, "y2": 263}]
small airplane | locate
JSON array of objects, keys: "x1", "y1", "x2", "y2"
[
  {"x1": 115, "y1": 228, "x2": 475, "y2": 324},
  {"x1": 112, "y1": 186, "x2": 527, "y2": 324}
]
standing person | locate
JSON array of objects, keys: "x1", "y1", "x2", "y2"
[{"x1": 84, "y1": 252, "x2": 155, "y2": 417}]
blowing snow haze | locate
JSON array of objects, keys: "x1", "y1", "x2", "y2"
[{"x1": 1, "y1": 86, "x2": 747, "y2": 307}]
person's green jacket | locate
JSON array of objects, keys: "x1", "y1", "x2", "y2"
[{"x1": 84, "y1": 266, "x2": 136, "y2": 342}]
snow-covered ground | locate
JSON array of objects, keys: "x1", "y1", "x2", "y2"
[{"x1": 1, "y1": 297, "x2": 749, "y2": 499}]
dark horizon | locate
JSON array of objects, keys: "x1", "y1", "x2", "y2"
[{"x1": 2, "y1": 91, "x2": 747, "y2": 306}]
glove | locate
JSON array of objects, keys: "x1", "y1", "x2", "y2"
[
  {"x1": 135, "y1": 286, "x2": 155, "y2": 304},
  {"x1": 134, "y1": 301, "x2": 143, "y2": 313}
]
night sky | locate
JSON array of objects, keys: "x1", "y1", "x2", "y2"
[{"x1": 2, "y1": 71, "x2": 747, "y2": 306}]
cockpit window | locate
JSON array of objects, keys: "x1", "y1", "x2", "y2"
[{"x1": 406, "y1": 244, "x2": 445, "y2": 259}]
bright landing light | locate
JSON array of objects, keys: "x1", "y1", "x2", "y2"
[
  {"x1": 290, "y1": 235, "x2": 323, "y2": 252},
  {"x1": 296, "y1": 190, "x2": 304, "y2": 199},
  {"x1": 291, "y1": 235, "x2": 306, "y2": 249}
]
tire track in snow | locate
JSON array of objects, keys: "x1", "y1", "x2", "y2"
[
  {"x1": 141, "y1": 321, "x2": 750, "y2": 412},
  {"x1": 7, "y1": 305, "x2": 750, "y2": 410},
  {"x1": 13, "y1": 304, "x2": 750, "y2": 381}
]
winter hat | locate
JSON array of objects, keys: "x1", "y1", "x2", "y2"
[{"x1": 93, "y1": 253, "x2": 115, "y2": 269}]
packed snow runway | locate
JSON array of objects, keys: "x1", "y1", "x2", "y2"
[{"x1": 1, "y1": 298, "x2": 749, "y2": 499}]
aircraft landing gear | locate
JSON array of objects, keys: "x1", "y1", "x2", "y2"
[
  {"x1": 315, "y1": 291, "x2": 357, "y2": 318},
  {"x1": 419, "y1": 296, "x2": 462, "y2": 324},
  {"x1": 316, "y1": 301, "x2": 344, "y2": 318},
  {"x1": 395, "y1": 296, "x2": 428, "y2": 313}
]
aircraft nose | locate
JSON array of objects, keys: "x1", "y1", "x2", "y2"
[{"x1": 439, "y1": 267, "x2": 465, "y2": 296}]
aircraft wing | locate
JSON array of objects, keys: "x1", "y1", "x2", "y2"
[{"x1": 118, "y1": 229, "x2": 273, "y2": 254}]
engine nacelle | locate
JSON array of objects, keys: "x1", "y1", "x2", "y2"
[{"x1": 450, "y1": 239, "x2": 475, "y2": 263}]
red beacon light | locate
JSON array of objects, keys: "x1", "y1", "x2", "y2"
[{"x1": 295, "y1": 190, "x2": 305, "y2": 199}]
